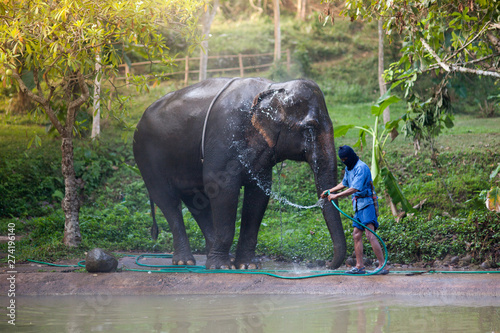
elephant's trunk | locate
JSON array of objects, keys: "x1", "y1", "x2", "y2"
[
  {"x1": 316, "y1": 172, "x2": 347, "y2": 269},
  {"x1": 309, "y1": 131, "x2": 346, "y2": 269}
]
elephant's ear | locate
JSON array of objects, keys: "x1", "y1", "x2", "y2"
[
  {"x1": 249, "y1": 88, "x2": 286, "y2": 148},
  {"x1": 251, "y1": 88, "x2": 286, "y2": 110}
]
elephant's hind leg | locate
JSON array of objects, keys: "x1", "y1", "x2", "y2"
[
  {"x1": 153, "y1": 192, "x2": 196, "y2": 266},
  {"x1": 182, "y1": 191, "x2": 215, "y2": 255}
]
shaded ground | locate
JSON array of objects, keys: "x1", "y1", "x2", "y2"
[{"x1": 1, "y1": 253, "x2": 499, "y2": 297}]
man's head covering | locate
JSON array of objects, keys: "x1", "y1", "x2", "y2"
[{"x1": 338, "y1": 145, "x2": 359, "y2": 170}]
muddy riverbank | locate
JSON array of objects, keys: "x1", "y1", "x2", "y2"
[{"x1": 1, "y1": 254, "x2": 499, "y2": 297}]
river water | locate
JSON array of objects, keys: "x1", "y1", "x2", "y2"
[{"x1": 1, "y1": 294, "x2": 498, "y2": 332}]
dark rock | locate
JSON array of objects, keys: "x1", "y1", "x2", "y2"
[
  {"x1": 450, "y1": 256, "x2": 460, "y2": 265},
  {"x1": 345, "y1": 257, "x2": 357, "y2": 267},
  {"x1": 481, "y1": 261, "x2": 491, "y2": 270},
  {"x1": 462, "y1": 255, "x2": 472, "y2": 263},
  {"x1": 460, "y1": 255, "x2": 473, "y2": 267},
  {"x1": 85, "y1": 248, "x2": 118, "y2": 273}
]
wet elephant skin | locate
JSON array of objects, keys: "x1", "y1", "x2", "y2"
[{"x1": 133, "y1": 77, "x2": 346, "y2": 269}]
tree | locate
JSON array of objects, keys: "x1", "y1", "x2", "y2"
[
  {"x1": 342, "y1": 0, "x2": 500, "y2": 83},
  {"x1": 377, "y1": 19, "x2": 390, "y2": 125},
  {"x1": 377, "y1": 18, "x2": 400, "y2": 216},
  {"x1": 199, "y1": 0, "x2": 220, "y2": 81},
  {"x1": 91, "y1": 51, "x2": 102, "y2": 139},
  {"x1": 340, "y1": 0, "x2": 500, "y2": 150},
  {"x1": 0, "y1": 0, "x2": 202, "y2": 246},
  {"x1": 297, "y1": 0, "x2": 307, "y2": 21},
  {"x1": 273, "y1": 0, "x2": 281, "y2": 62}
]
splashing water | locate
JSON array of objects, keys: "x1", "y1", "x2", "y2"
[
  {"x1": 246, "y1": 159, "x2": 324, "y2": 210},
  {"x1": 231, "y1": 113, "x2": 324, "y2": 211},
  {"x1": 270, "y1": 193, "x2": 324, "y2": 210},
  {"x1": 234, "y1": 149, "x2": 323, "y2": 210}
]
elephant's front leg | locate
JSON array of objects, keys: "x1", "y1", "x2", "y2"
[
  {"x1": 205, "y1": 185, "x2": 240, "y2": 269},
  {"x1": 235, "y1": 184, "x2": 270, "y2": 269}
]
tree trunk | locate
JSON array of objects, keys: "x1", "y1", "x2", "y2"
[
  {"x1": 61, "y1": 136, "x2": 82, "y2": 247},
  {"x1": 296, "y1": 0, "x2": 306, "y2": 21},
  {"x1": 378, "y1": 20, "x2": 390, "y2": 125},
  {"x1": 61, "y1": 73, "x2": 88, "y2": 247},
  {"x1": 91, "y1": 54, "x2": 101, "y2": 139},
  {"x1": 199, "y1": 0, "x2": 219, "y2": 81},
  {"x1": 378, "y1": 19, "x2": 400, "y2": 218},
  {"x1": 249, "y1": 0, "x2": 263, "y2": 15},
  {"x1": 273, "y1": 0, "x2": 281, "y2": 62},
  {"x1": 11, "y1": 69, "x2": 88, "y2": 247}
]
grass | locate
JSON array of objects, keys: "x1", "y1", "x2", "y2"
[{"x1": 0, "y1": 14, "x2": 499, "y2": 267}]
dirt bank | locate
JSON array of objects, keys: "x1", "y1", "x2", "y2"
[
  {"x1": 2, "y1": 271, "x2": 499, "y2": 297},
  {"x1": 1, "y1": 254, "x2": 499, "y2": 297}
]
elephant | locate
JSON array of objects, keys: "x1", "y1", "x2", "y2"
[{"x1": 133, "y1": 77, "x2": 346, "y2": 269}]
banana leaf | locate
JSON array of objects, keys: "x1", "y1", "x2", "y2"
[
  {"x1": 371, "y1": 91, "x2": 400, "y2": 117},
  {"x1": 381, "y1": 166, "x2": 415, "y2": 213},
  {"x1": 334, "y1": 124, "x2": 355, "y2": 138}
]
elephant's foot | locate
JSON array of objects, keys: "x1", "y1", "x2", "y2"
[
  {"x1": 205, "y1": 254, "x2": 236, "y2": 270},
  {"x1": 235, "y1": 257, "x2": 261, "y2": 270},
  {"x1": 172, "y1": 253, "x2": 196, "y2": 266}
]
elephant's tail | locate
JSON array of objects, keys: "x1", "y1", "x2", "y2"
[{"x1": 150, "y1": 196, "x2": 159, "y2": 241}]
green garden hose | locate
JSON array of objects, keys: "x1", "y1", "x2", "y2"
[
  {"x1": 326, "y1": 193, "x2": 388, "y2": 275},
  {"x1": 26, "y1": 196, "x2": 498, "y2": 277}
]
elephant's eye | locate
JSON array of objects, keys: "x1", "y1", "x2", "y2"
[{"x1": 304, "y1": 127, "x2": 315, "y2": 141}]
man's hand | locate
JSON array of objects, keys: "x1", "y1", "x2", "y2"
[
  {"x1": 321, "y1": 190, "x2": 339, "y2": 201},
  {"x1": 327, "y1": 193, "x2": 339, "y2": 201}
]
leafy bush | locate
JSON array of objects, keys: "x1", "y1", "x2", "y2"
[
  {"x1": 1, "y1": 14, "x2": 498, "y2": 268},
  {"x1": 379, "y1": 211, "x2": 500, "y2": 265},
  {"x1": 0, "y1": 143, "x2": 62, "y2": 217},
  {"x1": 0, "y1": 212, "x2": 83, "y2": 262}
]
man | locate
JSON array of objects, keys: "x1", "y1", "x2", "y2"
[{"x1": 321, "y1": 145, "x2": 389, "y2": 275}]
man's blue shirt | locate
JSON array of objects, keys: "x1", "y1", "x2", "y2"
[{"x1": 341, "y1": 159, "x2": 375, "y2": 211}]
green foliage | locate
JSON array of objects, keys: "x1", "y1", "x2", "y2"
[
  {"x1": 379, "y1": 211, "x2": 500, "y2": 264},
  {"x1": 1, "y1": 12, "x2": 498, "y2": 266},
  {"x1": 79, "y1": 204, "x2": 164, "y2": 252},
  {"x1": 0, "y1": 139, "x2": 62, "y2": 217},
  {"x1": 0, "y1": 132, "x2": 135, "y2": 218},
  {"x1": 1, "y1": 115, "x2": 498, "y2": 265},
  {"x1": 0, "y1": 213, "x2": 84, "y2": 262},
  {"x1": 340, "y1": 0, "x2": 500, "y2": 148},
  {"x1": 401, "y1": 88, "x2": 455, "y2": 150}
]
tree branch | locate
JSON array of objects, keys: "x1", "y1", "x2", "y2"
[
  {"x1": 66, "y1": 71, "x2": 90, "y2": 136},
  {"x1": 444, "y1": 21, "x2": 490, "y2": 63},
  {"x1": 11, "y1": 68, "x2": 65, "y2": 134},
  {"x1": 420, "y1": 38, "x2": 500, "y2": 78},
  {"x1": 68, "y1": 71, "x2": 90, "y2": 110},
  {"x1": 449, "y1": 64, "x2": 500, "y2": 78}
]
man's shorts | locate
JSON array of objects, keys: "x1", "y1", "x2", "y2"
[{"x1": 353, "y1": 204, "x2": 379, "y2": 231}]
